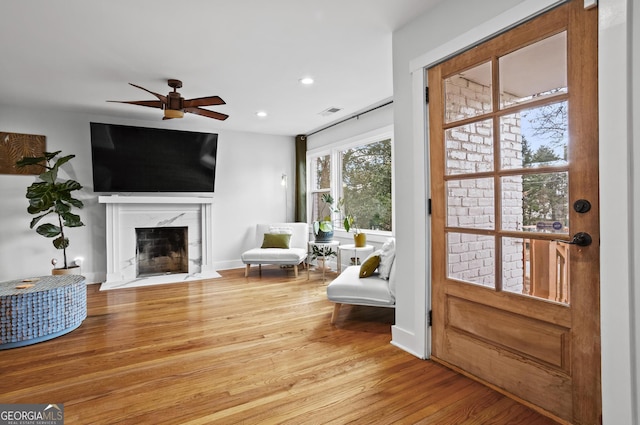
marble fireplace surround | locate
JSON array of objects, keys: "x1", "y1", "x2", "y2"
[{"x1": 98, "y1": 195, "x2": 218, "y2": 288}]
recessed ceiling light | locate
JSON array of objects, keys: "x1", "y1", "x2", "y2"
[
  {"x1": 256, "y1": 111, "x2": 268, "y2": 117},
  {"x1": 299, "y1": 77, "x2": 314, "y2": 85}
]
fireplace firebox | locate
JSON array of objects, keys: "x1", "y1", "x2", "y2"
[{"x1": 136, "y1": 227, "x2": 188, "y2": 277}]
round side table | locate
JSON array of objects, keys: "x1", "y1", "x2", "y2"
[
  {"x1": 338, "y1": 244, "x2": 374, "y2": 273},
  {"x1": 0, "y1": 275, "x2": 87, "y2": 350}
]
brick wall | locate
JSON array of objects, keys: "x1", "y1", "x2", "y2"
[{"x1": 443, "y1": 75, "x2": 524, "y2": 292}]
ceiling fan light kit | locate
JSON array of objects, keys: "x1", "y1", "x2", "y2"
[
  {"x1": 164, "y1": 109, "x2": 184, "y2": 119},
  {"x1": 109, "y1": 79, "x2": 228, "y2": 121}
]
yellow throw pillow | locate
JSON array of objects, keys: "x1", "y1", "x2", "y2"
[
  {"x1": 359, "y1": 254, "x2": 380, "y2": 278},
  {"x1": 261, "y1": 233, "x2": 291, "y2": 249}
]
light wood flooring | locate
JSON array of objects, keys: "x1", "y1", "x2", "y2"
[{"x1": 0, "y1": 267, "x2": 560, "y2": 424}]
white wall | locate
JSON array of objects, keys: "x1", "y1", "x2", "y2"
[
  {"x1": 393, "y1": 0, "x2": 638, "y2": 423},
  {"x1": 633, "y1": 0, "x2": 640, "y2": 417},
  {"x1": 598, "y1": 0, "x2": 638, "y2": 423},
  {"x1": 0, "y1": 105, "x2": 295, "y2": 283}
]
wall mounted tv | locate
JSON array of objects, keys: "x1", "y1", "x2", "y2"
[{"x1": 90, "y1": 122, "x2": 218, "y2": 192}]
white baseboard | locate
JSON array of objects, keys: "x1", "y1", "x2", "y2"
[
  {"x1": 81, "y1": 271, "x2": 105, "y2": 284},
  {"x1": 391, "y1": 325, "x2": 427, "y2": 359},
  {"x1": 214, "y1": 260, "x2": 245, "y2": 271}
]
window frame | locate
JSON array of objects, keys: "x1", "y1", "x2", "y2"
[{"x1": 306, "y1": 126, "x2": 394, "y2": 241}]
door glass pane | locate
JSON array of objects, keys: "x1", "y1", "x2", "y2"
[
  {"x1": 445, "y1": 119, "x2": 493, "y2": 175},
  {"x1": 444, "y1": 62, "x2": 492, "y2": 123},
  {"x1": 503, "y1": 237, "x2": 570, "y2": 304},
  {"x1": 502, "y1": 236, "x2": 526, "y2": 293},
  {"x1": 501, "y1": 175, "x2": 524, "y2": 231},
  {"x1": 501, "y1": 101, "x2": 569, "y2": 170},
  {"x1": 447, "y1": 178, "x2": 494, "y2": 230},
  {"x1": 501, "y1": 173, "x2": 569, "y2": 233},
  {"x1": 447, "y1": 232, "x2": 495, "y2": 288},
  {"x1": 499, "y1": 32, "x2": 567, "y2": 109}
]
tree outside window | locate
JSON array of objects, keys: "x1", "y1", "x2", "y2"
[
  {"x1": 521, "y1": 101, "x2": 569, "y2": 228},
  {"x1": 310, "y1": 154, "x2": 331, "y2": 222},
  {"x1": 340, "y1": 139, "x2": 392, "y2": 231}
]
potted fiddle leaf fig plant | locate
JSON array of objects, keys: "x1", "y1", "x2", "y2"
[{"x1": 16, "y1": 151, "x2": 85, "y2": 274}]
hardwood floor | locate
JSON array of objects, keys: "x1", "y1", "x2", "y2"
[{"x1": 0, "y1": 267, "x2": 560, "y2": 424}]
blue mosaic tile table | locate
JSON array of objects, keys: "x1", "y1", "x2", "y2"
[{"x1": 0, "y1": 275, "x2": 87, "y2": 349}]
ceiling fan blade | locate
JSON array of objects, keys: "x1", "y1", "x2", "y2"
[
  {"x1": 107, "y1": 100, "x2": 164, "y2": 109},
  {"x1": 183, "y1": 96, "x2": 226, "y2": 108},
  {"x1": 185, "y1": 107, "x2": 229, "y2": 121},
  {"x1": 128, "y1": 83, "x2": 167, "y2": 103}
]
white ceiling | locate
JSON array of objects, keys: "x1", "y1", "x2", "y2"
[{"x1": 0, "y1": 0, "x2": 444, "y2": 136}]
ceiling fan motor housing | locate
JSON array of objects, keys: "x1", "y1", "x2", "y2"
[{"x1": 167, "y1": 92, "x2": 183, "y2": 111}]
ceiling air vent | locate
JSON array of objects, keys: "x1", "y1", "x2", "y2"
[{"x1": 319, "y1": 107, "x2": 342, "y2": 117}]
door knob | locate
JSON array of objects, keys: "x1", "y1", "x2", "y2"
[
  {"x1": 557, "y1": 232, "x2": 592, "y2": 247},
  {"x1": 573, "y1": 199, "x2": 592, "y2": 213}
]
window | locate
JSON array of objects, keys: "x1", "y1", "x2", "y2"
[
  {"x1": 307, "y1": 129, "x2": 393, "y2": 234},
  {"x1": 340, "y1": 139, "x2": 392, "y2": 231},
  {"x1": 309, "y1": 154, "x2": 331, "y2": 222}
]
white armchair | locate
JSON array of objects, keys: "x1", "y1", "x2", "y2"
[{"x1": 241, "y1": 223, "x2": 309, "y2": 277}]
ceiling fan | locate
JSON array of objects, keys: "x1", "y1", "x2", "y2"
[{"x1": 109, "y1": 79, "x2": 228, "y2": 121}]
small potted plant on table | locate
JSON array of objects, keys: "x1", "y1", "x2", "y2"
[
  {"x1": 337, "y1": 197, "x2": 366, "y2": 247},
  {"x1": 313, "y1": 193, "x2": 336, "y2": 242}
]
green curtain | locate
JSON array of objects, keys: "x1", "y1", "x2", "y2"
[{"x1": 294, "y1": 135, "x2": 307, "y2": 223}]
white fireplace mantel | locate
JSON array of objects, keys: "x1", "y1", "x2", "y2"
[
  {"x1": 99, "y1": 195, "x2": 215, "y2": 205},
  {"x1": 98, "y1": 195, "x2": 216, "y2": 287}
]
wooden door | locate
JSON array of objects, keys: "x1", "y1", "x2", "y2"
[{"x1": 428, "y1": 1, "x2": 599, "y2": 423}]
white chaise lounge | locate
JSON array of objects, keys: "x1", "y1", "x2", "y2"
[
  {"x1": 326, "y1": 238, "x2": 396, "y2": 324},
  {"x1": 241, "y1": 223, "x2": 309, "y2": 277}
]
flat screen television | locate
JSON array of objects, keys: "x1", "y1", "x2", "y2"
[{"x1": 90, "y1": 122, "x2": 218, "y2": 192}]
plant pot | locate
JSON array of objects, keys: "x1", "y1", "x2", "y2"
[
  {"x1": 52, "y1": 266, "x2": 81, "y2": 276},
  {"x1": 354, "y1": 233, "x2": 367, "y2": 247},
  {"x1": 313, "y1": 221, "x2": 334, "y2": 242}
]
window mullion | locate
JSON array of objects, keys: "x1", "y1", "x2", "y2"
[{"x1": 332, "y1": 148, "x2": 342, "y2": 227}]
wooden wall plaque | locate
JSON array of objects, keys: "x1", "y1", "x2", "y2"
[{"x1": 0, "y1": 131, "x2": 46, "y2": 175}]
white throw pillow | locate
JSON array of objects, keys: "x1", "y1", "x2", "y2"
[
  {"x1": 378, "y1": 238, "x2": 396, "y2": 280},
  {"x1": 269, "y1": 226, "x2": 293, "y2": 234},
  {"x1": 388, "y1": 260, "x2": 397, "y2": 298}
]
